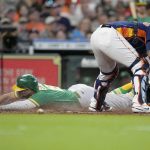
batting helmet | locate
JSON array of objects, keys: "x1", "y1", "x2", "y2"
[{"x1": 13, "y1": 74, "x2": 39, "y2": 92}]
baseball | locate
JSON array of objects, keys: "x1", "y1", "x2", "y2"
[{"x1": 37, "y1": 108, "x2": 44, "y2": 114}]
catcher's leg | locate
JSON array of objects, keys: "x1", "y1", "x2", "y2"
[
  {"x1": 130, "y1": 58, "x2": 150, "y2": 112},
  {"x1": 89, "y1": 64, "x2": 119, "y2": 111}
]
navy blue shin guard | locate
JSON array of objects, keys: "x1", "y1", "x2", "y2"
[
  {"x1": 132, "y1": 75, "x2": 149, "y2": 104},
  {"x1": 94, "y1": 65, "x2": 119, "y2": 111},
  {"x1": 130, "y1": 57, "x2": 150, "y2": 105}
]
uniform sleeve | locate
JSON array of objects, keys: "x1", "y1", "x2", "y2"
[{"x1": 29, "y1": 90, "x2": 78, "y2": 106}]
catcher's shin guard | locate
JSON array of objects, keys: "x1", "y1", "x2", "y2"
[
  {"x1": 130, "y1": 57, "x2": 149, "y2": 105},
  {"x1": 132, "y1": 75, "x2": 149, "y2": 104},
  {"x1": 91, "y1": 65, "x2": 119, "y2": 111}
]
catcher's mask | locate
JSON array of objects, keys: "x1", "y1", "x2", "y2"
[{"x1": 12, "y1": 74, "x2": 39, "y2": 93}]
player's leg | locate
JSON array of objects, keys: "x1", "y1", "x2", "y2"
[
  {"x1": 68, "y1": 84, "x2": 94, "y2": 108},
  {"x1": 130, "y1": 58, "x2": 150, "y2": 112},
  {"x1": 105, "y1": 93, "x2": 132, "y2": 112},
  {"x1": 89, "y1": 28, "x2": 119, "y2": 111}
]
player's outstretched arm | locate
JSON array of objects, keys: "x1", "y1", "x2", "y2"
[
  {"x1": 0, "y1": 99, "x2": 37, "y2": 110},
  {"x1": 0, "y1": 92, "x2": 18, "y2": 104}
]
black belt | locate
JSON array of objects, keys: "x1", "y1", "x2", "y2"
[{"x1": 101, "y1": 24, "x2": 112, "y2": 28}]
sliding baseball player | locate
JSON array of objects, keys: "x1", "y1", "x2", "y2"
[{"x1": 0, "y1": 74, "x2": 133, "y2": 112}]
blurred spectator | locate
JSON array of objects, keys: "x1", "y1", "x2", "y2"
[
  {"x1": 49, "y1": 2, "x2": 63, "y2": 17},
  {"x1": 4, "y1": 7, "x2": 19, "y2": 24},
  {"x1": 56, "y1": 30, "x2": 67, "y2": 40},
  {"x1": 40, "y1": 16, "x2": 57, "y2": 38},
  {"x1": 25, "y1": 0, "x2": 44, "y2": 9},
  {"x1": 92, "y1": 13, "x2": 109, "y2": 31},
  {"x1": 17, "y1": 17, "x2": 30, "y2": 53},
  {"x1": 79, "y1": 0, "x2": 97, "y2": 20},
  {"x1": 146, "y1": 2, "x2": 150, "y2": 16},
  {"x1": 128, "y1": 0, "x2": 150, "y2": 22},
  {"x1": 16, "y1": 2, "x2": 29, "y2": 19},
  {"x1": 115, "y1": 2, "x2": 130, "y2": 20},
  {"x1": 48, "y1": 2, "x2": 73, "y2": 34},
  {"x1": 28, "y1": 29, "x2": 40, "y2": 41},
  {"x1": 69, "y1": 18, "x2": 92, "y2": 41},
  {"x1": 26, "y1": 8, "x2": 45, "y2": 32},
  {"x1": 2, "y1": 0, "x2": 150, "y2": 46},
  {"x1": 17, "y1": 17, "x2": 29, "y2": 41},
  {"x1": 101, "y1": 0, "x2": 116, "y2": 17},
  {"x1": 62, "y1": 2, "x2": 83, "y2": 27},
  {"x1": 0, "y1": 17, "x2": 18, "y2": 51},
  {"x1": 57, "y1": 17, "x2": 73, "y2": 33}
]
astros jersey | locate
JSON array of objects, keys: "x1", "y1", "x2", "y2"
[
  {"x1": 29, "y1": 83, "x2": 79, "y2": 106},
  {"x1": 109, "y1": 21, "x2": 150, "y2": 56}
]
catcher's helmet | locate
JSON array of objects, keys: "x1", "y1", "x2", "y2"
[{"x1": 13, "y1": 74, "x2": 39, "y2": 92}]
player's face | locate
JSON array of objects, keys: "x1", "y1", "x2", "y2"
[
  {"x1": 17, "y1": 89, "x2": 35, "y2": 98},
  {"x1": 136, "y1": 5, "x2": 146, "y2": 13}
]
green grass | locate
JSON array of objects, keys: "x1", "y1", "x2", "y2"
[{"x1": 0, "y1": 114, "x2": 150, "y2": 150}]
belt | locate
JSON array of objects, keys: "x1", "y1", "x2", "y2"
[{"x1": 101, "y1": 24, "x2": 112, "y2": 28}]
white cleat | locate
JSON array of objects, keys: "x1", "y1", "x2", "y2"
[
  {"x1": 89, "y1": 106, "x2": 97, "y2": 112},
  {"x1": 132, "y1": 103, "x2": 150, "y2": 113},
  {"x1": 89, "y1": 97, "x2": 112, "y2": 112},
  {"x1": 89, "y1": 97, "x2": 97, "y2": 112},
  {"x1": 102, "y1": 102, "x2": 113, "y2": 112}
]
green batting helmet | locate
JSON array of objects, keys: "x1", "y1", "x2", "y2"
[{"x1": 13, "y1": 74, "x2": 39, "y2": 92}]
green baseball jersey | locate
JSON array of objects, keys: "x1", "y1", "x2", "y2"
[{"x1": 29, "y1": 83, "x2": 79, "y2": 106}]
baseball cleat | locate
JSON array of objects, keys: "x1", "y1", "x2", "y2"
[
  {"x1": 132, "y1": 103, "x2": 150, "y2": 113},
  {"x1": 89, "y1": 97, "x2": 112, "y2": 112},
  {"x1": 102, "y1": 102, "x2": 113, "y2": 112},
  {"x1": 89, "y1": 104, "x2": 112, "y2": 112},
  {"x1": 89, "y1": 106, "x2": 97, "y2": 112},
  {"x1": 89, "y1": 97, "x2": 97, "y2": 112}
]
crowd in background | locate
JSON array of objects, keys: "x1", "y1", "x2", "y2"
[{"x1": 1, "y1": 0, "x2": 150, "y2": 51}]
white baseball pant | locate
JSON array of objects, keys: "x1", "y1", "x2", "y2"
[
  {"x1": 90, "y1": 26, "x2": 139, "y2": 72},
  {"x1": 68, "y1": 84, "x2": 132, "y2": 111}
]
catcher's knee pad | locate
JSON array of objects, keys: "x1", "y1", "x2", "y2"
[
  {"x1": 130, "y1": 57, "x2": 149, "y2": 104},
  {"x1": 94, "y1": 65, "x2": 119, "y2": 110}
]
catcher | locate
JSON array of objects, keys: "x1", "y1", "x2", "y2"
[
  {"x1": 89, "y1": 21, "x2": 150, "y2": 113},
  {"x1": 0, "y1": 74, "x2": 134, "y2": 112}
]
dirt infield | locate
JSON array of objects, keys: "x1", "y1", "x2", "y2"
[
  {"x1": 0, "y1": 107, "x2": 148, "y2": 115},
  {"x1": 1, "y1": 103, "x2": 150, "y2": 115}
]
